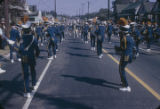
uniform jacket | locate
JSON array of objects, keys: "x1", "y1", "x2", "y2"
[
  {"x1": 134, "y1": 28, "x2": 141, "y2": 42},
  {"x1": 19, "y1": 35, "x2": 40, "y2": 65},
  {"x1": 147, "y1": 26, "x2": 153, "y2": 39},
  {"x1": 121, "y1": 34, "x2": 134, "y2": 56},
  {"x1": 107, "y1": 24, "x2": 113, "y2": 35},
  {"x1": 47, "y1": 26, "x2": 57, "y2": 42},
  {"x1": 36, "y1": 26, "x2": 43, "y2": 36},
  {"x1": 83, "y1": 25, "x2": 89, "y2": 35},
  {"x1": 10, "y1": 28, "x2": 20, "y2": 41},
  {"x1": 97, "y1": 25, "x2": 106, "y2": 41},
  {"x1": 90, "y1": 25, "x2": 97, "y2": 37}
]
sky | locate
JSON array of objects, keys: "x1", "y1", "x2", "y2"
[{"x1": 26, "y1": 0, "x2": 157, "y2": 16}]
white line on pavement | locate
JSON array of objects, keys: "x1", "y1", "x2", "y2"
[
  {"x1": 22, "y1": 60, "x2": 52, "y2": 109},
  {"x1": 139, "y1": 48, "x2": 160, "y2": 53}
]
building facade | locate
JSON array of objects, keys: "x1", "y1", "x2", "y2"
[
  {"x1": 152, "y1": 0, "x2": 160, "y2": 24},
  {"x1": 113, "y1": 0, "x2": 156, "y2": 22}
]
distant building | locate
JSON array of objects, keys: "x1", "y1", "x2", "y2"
[
  {"x1": 112, "y1": 0, "x2": 142, "y2": 21},
  {"x1": 25, "y1": 5, "x2": 43, "y2": 24},
  {"x1": 152, "y1": 0, "x2": 160, "y2": 24},
  {"x1": 138, "y1": 2, "x2": 155, "y2": 22},
  {"x1": 113, "y1": 0, "x2": 155, "y2": 22},
  {"x1": 121, "y1": 1, "x2": 142, "y2": 21},
  {"x1": 112, "y1": 0, "x2": 130, "y2": 21},
  {"x1": 0, "y1": 0, "x2": 26, "y2": 24},
  {"x1": 113, "y1": 3, "x2": 129, "y2": 21}
]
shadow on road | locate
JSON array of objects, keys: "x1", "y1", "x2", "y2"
[
  {"x1": 66, "y1": 52, "x2": 95, "y2": 58},
  {"x1": 38, "y1": 56, "x2": 48, "y2": 60},
  {"x1": 69, "y1": 41, "x2": 82, "y2": 44},
  {"x1": 40, "y1": 49, "x2": 48, "y2": 53},
  {"x1": 0, "y1": 104, "x2": 4, "y2": 109},
  {"x1": 104, "y1": 47, "x2": 114, "y2": 50},
  {"x1": 157, "y1": 105, "x2": 160, "y2": 109},
  {"x1": 68, "y1": 47, "x2": 89, "y2": 51},
  {"x1": 0, "y1": 74, "x2": 23, "y2": 106},
  {"x1": 35, "y1": 93, "x2": 93, "y2": 109},
  {"x1": 61, "y1": 75, "x2": 120, "y2": 90}
]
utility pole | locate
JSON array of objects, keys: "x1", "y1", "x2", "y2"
[
  {"x1": 108, "y1": 0, "x2": 110, "y2": 20},
  {"x1": 81, "y1": 3, "x2": 85, "y2": 16},
  {"x1": 88, "y1": 1, "x2": 90, "y2": 20},
  {"x1": 54, "y1": 0, "x2": 57, "y2": 18},
  {"x1": 4, "y1": 0, "x2": 9, "y2": 37},
  {"x1": 79, "y1": 8, "x2": 81, "y2": 18}
]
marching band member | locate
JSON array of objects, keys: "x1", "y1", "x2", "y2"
[
  {"x1": 146, "y1": 21, "x2": 154, "y2": 52},
  {"x1": 118, "y1": 18, "x2": 135, "y2": 92},
  {"x1": 90, "y1": 22, "x2": 97, "y2": 51},
  {"x1": 96, "y1": 22, "x2": 106, "y2": 59},
  {"x1": 9, "y1": 22, "x2": 21, "y2": 63},
  {"x1": 20, "y1": 22, "x2": 40, "y2": 97},
  {"x1": 47, "y1": 23, "x2": 57, "y2": 59},
  {"x1": 36, "y1": 23, "x2": 43, "y2": 46}
]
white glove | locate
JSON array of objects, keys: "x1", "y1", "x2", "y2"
[{"x1": 7, "y1": 40, "x2": 15, "y2": 45}]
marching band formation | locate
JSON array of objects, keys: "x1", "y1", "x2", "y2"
[{"x1": 0, "y1": 17, "x2": 160, "y2": 98}]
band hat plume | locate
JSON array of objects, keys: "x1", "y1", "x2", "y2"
[
  {"x1": 118, "y1": 18, "x2": 128, "y2": 26},
  {"x1": 118, "y1": 18, "x2": 130, "y2": 33},
  {"x1": 147, "y1": 21, "x2": 152, "y2": 26}
]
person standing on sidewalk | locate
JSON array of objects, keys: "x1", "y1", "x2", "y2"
[{"x1": 0, "y1": 25, "x2": 6, "y2": 74}]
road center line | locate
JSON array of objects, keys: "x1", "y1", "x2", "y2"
[
  {"x1": 22, "y1": 60, "x2": 52, "y2": 109},
  {"x1": 102, "y1": 49, "x2": 160, "y2": 101}
]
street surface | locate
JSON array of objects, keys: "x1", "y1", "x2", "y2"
[{"x1": 0, "y1": 35, "x2": 160, "y2": 109}]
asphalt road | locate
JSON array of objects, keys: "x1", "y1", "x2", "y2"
[{"x1": 0, "y1": 34, "x2": 160, "y2": 109}]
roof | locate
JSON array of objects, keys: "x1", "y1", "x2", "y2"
[
  {"x1": 152, "y1": 1, "x2": 160, "y2": 14},
  {"x1": 121, "y1": 2, "x2": 141, "y2": 15},
  {"x1": 115, "y1": 4, "x2": 129, "y2": 14},
  {"x1": 114, "y1": 0, "x2": 130, "y2": 4},
  {"x1": 123, "y1": 2, "x2": 141, "y2": 11},
  {"x1": 138, "y1": 2, "x2": 155, "y2": 14}
]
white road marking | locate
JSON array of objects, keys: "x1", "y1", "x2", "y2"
[
  {"x1": 139, "y1": 48, "x2": 160, "y2": 53},
  {"x1": 22, "y1": 60, "x2": 52, "y2": 109}
]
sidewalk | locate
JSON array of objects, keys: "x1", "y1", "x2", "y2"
[{"x1": 0, "y1": 46, "x2": 10, "y2": 60}]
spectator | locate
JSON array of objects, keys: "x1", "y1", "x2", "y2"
[{"x1": 0, "y1": 24, "x2": 6, "y2": 74}]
